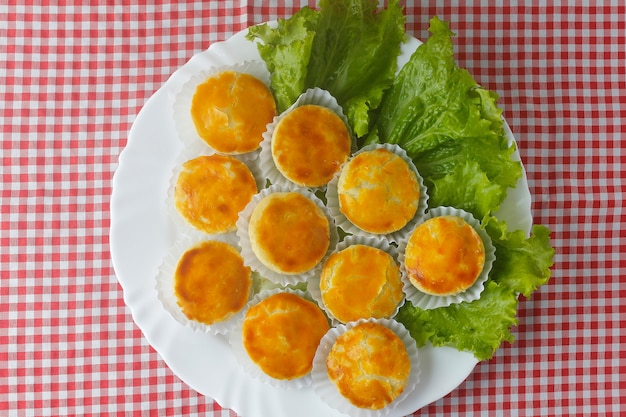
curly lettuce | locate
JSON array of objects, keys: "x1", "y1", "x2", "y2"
[
  {"x1": 366, "y1": 16, "x2": 522, "y2": 210},
  {"x1": 246, "y1": 6, "x2": 319, "y2": 113},
  {"x1": 246, "y1": 0, "x2": 405, "y2": 137},
  {"x1": 396, "y1": 281, "x2": 519, "y2": 360},
  {"x1": 366, "y1": 16, "x2": 554, "y2": 360}
]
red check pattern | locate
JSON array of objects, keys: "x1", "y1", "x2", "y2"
[{"x1": 1, "y1": 1, "x2": 624, "y2": 416}]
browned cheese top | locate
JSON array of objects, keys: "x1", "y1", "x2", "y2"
[
  {"x1": 249, "y1": 192, "x2": 330, "y2": 275},
  {"x1": 272, "y1": 104, "x2": 351, "y2": 187},
  {"x1": 174, "y1": 154, "x2": 257, "y2": 234},
  {"x1": 326, "y1": 322, "x2": 411, "y2": 410},
  {"x1": 191, "y1": 70, "x2": 276, "y2": 154},
  {"x1": 242, "y1": 292, "x2": 330, "y2": 380},
  {"x1": 175, "y1": 240, "x2": 252, "y2": 325},
  {"x1": 404, "y1": 215, "x2": 486, "y2": 296},
  {"x1": 320, "y1": 244, "x2": 404, "y2": 323},
  {"x1": 338, "y1": 148, "x2": 420, "y2": 234}
]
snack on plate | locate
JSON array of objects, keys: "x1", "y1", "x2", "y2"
[
  {"x1": 271, "y1": 104, "x2": 351, "y2": 187},
  {"x1": 405, "y1": 214, "x2": 485, "y2": 296},
  {"x1": 335, "y1": 144, "x2": 424, "y2": 236},
  {"x1": 173, "y1": 240, "x2": 252, "y2": 326},
  {"x1": 248, "y1": 190, "x2": 331, "y2": 275},
  {"x1": 319, "y1": 243, "x2": 404, "y2": 323},
  {"x1": 258, "y1": 87, "x2": 354, "y2": 189},
  {"x1": 190, "y1": 70, "x2": 276, "y2": 154},
  {"x1": 173, "y1": 154, "x2": 258, "y2": 234},
  {"x1": 241, "y1": 292, "x2": 330, "y2": 381},
  {"x1": 325, "y1": 321, "x2": 411, "y2": 410}
]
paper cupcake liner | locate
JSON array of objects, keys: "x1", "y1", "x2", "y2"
[
  {"x1": 309, "y1": 235, "x2": 405, "y2": 325},
  {"x1": 155, "y1": 234, "x2": 251, "y2": 335},
  {"x1": 236, "y1": 184, "x2": 339, "y2": 286},
  {"x1": 172, "y1": 60, "x2": 272, "y2": 162},
  {"x1": 258, "y1": 87, "x2": 356, "y2": 190},
  {"x1": 228, "y1": 288, "x2": 328, "y2": 390},
  {"x1": 311, "y1": 318, "x2": 421, "y2": 417},
  {"x1": 166, "y1": 151, "x2": 266, "y2": 239},
  {"x1": 398, "y1": 206, "x2": 497, "y2": 310},
  {"x1": 326, "y1": 143, "x2": 429, "y2": 245}
]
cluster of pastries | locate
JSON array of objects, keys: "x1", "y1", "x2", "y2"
[{"x1": 157, "y1": 64, "x2": 495, "y2": 415}]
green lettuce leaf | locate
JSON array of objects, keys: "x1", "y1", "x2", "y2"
[
  {"x1": 484, "y1": 218, "x2": 555, "y2": 297},
  {"x1": 247, "y1": 0, "x2": 405, "y2": 137},
  {"x1": 305, "y1": 0, "x2": 405, "y2": 136},
  {"x1": 246, "y1": 7, "x2": 320, "y2": 112},
  {"x1": 365, "y1": 16, "x2": 522, "y2": 203},
  {"x1": 428, "y1": 161, "x2": 504, "y2": 221},
  {"x1": 396, "y1": 281, "x2": 519, "y2": 361}
]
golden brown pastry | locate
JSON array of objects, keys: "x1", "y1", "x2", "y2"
[
  {"x1": 338, "y1": 148, "x2": 421, "y2": 234},
  {"x1": 174, "y1": 240, "x2": 252, "y2": 325},
  {"x1": 272, "y1": 104, "x2": 351, "y2": 187},
  {"x1": 174, "y1": 154, "x2": 257, "y2": 234},
  {"x1": 404, "y1": 215, "x2": 486, "y2": 296},
  {"x1": 248, "y1": 191, "x2": 330, "y2": 275},
  {"x1": 320, "y1": 244, "x2": 404, "y2": 323},
  {"x1": 191, "y1": 70, "x2": 276, "y2": 154},
  {"x1": 326, "y1": 321, "x2": 411, "y2": 410},
  {"x1": 242, "y1": 292, "x2": 330, "y2": 380}
]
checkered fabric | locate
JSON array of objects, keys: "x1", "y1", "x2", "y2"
[{"x1": 1, "y1": 1, "x2": 624, "y2": 416}]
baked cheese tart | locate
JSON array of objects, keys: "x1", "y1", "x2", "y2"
[
  {"x1": 404, "y1": 215, "x2": 486, "y2": 296},
  {"x1": 242, "y1": 292, "x2": 330, "y2": 380},
  {"x1": 338, "y1": 147, "x2": 421, "y2": 234},
  {"x1": 272, "y1": 104, "x2": 351, "y2": 187},
  {"x1": 326, "y1": 321, "x2": 411, "y2": 410},
  {"x1": 320, "y1": 244, "x2": 404, "y2": 323},
  {"x1": 248, "y1": 191, "x2": 330, "y2": 275},
  {"x1": 191, "y1": 70, "x2": 276, "y2": 154},
  {"x1": 174, "y1": 154, "x2": 257, "y2": 234},
  {"x1": 174, "y1": 240, "x2": 252, "y2": 325}
]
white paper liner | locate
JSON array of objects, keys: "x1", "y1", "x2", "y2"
[
  {"x1": 311, "y1": 318, "x2": 421, "y2": 417},
  {"x1": 258, "y1": 87, "x2": 356, "y2": 189},
  {"x1": 326, "y1": 143, "x2": 429, "y2": 245},
  {"x1": 155, "y1": 234, "x2": 252, "y2": 335},
  {"x1": 165, "y1": 150, "x2": 266, "y2": 239},
  {"x1": 309, "y1": 235, "x2": 405, "y2": 325},
  {"x1": 172, "y1": 60, "x2": 272, "y2": 162},
  {"x1": 236, "y1": 184, "x2": 339, "y2": 286},
  {"x1": 228, "y1": 288, "x2": 329, "y2": 390},
  {"x1": 398, "y1": 206, "x2": 497, "y2": 310}
]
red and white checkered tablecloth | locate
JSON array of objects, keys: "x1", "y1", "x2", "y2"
[{"x1": 1, "y1": 1, "x2": 624, "y2": 416}]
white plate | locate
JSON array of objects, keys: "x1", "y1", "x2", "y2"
[{"x1": 110, "y1": 24, "x2": 532, "y2": 417}]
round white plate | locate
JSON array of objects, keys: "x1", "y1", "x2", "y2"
[{"x1": 110, "y1": 24, "x2": 532, "y2": 417}]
